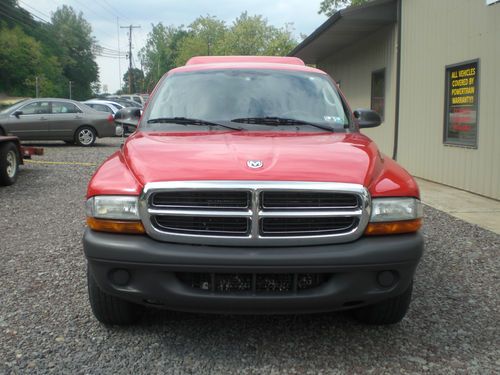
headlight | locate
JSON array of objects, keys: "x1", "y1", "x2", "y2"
[
  {"x1": 370, "y1": 198, "x2": 423, "y2": 222},
  {"x1": 86, "y1": 196, "x2": 140, "y2": 220},
  {"x1": 365, "y1": 197, "x2": 423, "y2": 235}
]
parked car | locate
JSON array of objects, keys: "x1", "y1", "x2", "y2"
[
  {"x1": 84, "y1": 56, "x2": 423, "y2": 326},
  {"x1": 102, "y1": 96, "x2": 142, "y2": 108},
  {"x1": 0, "y1": 98, "x2": 116, "y2": 146},
  {"x1": 83, "y1": 100, "x2": 123, "y2": 114},
  {"x1": 120, "y1": 94, "x2": 145, "y2": 106},
  {"x1": 115, "y1": 98, "x2": 142, "y2": 108}
]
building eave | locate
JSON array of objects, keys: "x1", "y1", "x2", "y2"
[{"x1": 290, "y1": 0, "x2": 397, "y2": 64}]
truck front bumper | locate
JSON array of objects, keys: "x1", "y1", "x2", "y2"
[{"x1": 84, "y1": 229, "x2": 424, "y2": 314}]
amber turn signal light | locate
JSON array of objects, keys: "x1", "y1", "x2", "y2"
[
  {"x1": 364, "y1": 219, "x2": 422, "y2": 236},
  {"x1": 87, "y1": 217, "x2": 145, "y2": 234}
]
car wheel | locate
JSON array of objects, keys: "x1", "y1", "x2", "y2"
[
  {"x1": 352, "y1": 281, "x2": 413, "y2": 325},
  {"x1": 87, "y1": 266, "x2": 143, "y2": 325},
  {"x1": 75, "y1": 126, "x2": 96, "y2": 146},
  {"x1": 0, "y1": 142, "x2": 19, "y2": 186}
]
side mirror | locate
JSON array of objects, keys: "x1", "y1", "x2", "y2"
[
  {"x1": 353, "y1": 109, "x2": 382, "y2": 128},
  {"x1": 13, "y1": 110, "x2": 23, "y2": 118},
  {"x1": 114, "y1": 107, "x2": 142, "y2": 134},
  {"x1": 114, "y1": 107, "x2": 142, "y2": 121}
]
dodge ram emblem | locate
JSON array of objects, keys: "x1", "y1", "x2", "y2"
[{"x1": 247, "y1": 160, "x2": 263, "y2": 169}]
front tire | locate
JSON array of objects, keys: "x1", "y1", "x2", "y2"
[
  {"x1": 0, "y1": 142, "x2": 19, "y2": 186},
  {"x1": 75, "y1": 126, "x2": 96, "y2": 147},
  {"x1": 352, "y1": 281, "x2": 413, "y2": 325},
  {"x1": 87, "y1": 267, "x2": 143, "y2": 325}
]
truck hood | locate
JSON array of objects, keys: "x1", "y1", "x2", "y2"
[{"x1": 122, "y1": 131, "x2": 384, "y2": 187}]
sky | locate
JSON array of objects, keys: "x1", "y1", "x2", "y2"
[{"x1": 19, "y1": 0, "x2": 328, "y2": 94}]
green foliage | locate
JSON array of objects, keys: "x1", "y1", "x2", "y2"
[
  {"x1": 122, "y1": 68, "x2": 145, "y2": 94},
  {"x1": 0, "y1": 1, "x2": 98, "y2": 99},
  {"x1": 175, "y1": 16, "x2": 227, "y2": 66},
  {"x1": 318, "y1": 0, "x2": 370, "y2": 16},
  {"x1": 138, "y1": 24, "x2": 188, "y2": 92},
  {"x1": 0, "y1": 26, "x2": 64, "y2": 97},
  {"x1": 50, "y1": 5, "x2": 99, "y2": 100},
  {"x1": 141, "y1": 12, "x2": 298, "y2": 86}
]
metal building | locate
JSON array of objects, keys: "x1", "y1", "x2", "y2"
[{"x1": 291, "y1": 0, "x2": 500, "y2": 200}]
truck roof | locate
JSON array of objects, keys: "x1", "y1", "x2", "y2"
[
  {"x1": 169, "y1": 56, "x2": 326, "y2": 75},
  {"x1": 186, "y1": 56, "x2": 306, "y2": 66}
]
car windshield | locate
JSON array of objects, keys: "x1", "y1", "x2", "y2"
[{"x1": 144, "y1": 69, "x2": 350, "y2": 131}]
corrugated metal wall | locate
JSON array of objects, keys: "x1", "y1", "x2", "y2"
[
  {"x1": 399, "y1": 0, "x2": 500, "y2": 199},
  {"x1": 317, "y1": 25, "x2": 398, "y2": 157}
]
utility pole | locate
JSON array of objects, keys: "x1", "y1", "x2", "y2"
[
  {"x1": 69, "y1": 81, "x2": 73, "y2": 99},
  {"x1": 35, "y1": 76, "x2": 39, "y2": 98},
  {"x1": 117, "y1": 17, "x2": 122, "y2": 91},
  {"x1": 120, "y1": 24, "x2": 141, "y2": 94}
]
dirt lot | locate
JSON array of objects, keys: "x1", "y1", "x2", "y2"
[{"x1": 1, "y1": 138, "x2": 498, "y2": 374}]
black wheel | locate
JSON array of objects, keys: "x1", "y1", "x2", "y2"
[
  {"x1": 75, "y1": 126, "x2": 96, "y2": 146},
  {"x1": 352, "y1": 281, "x2": 413, "y2": 325},
  {"x1": 87, "y1": 266, "x2": 143, "y2": 325},
  {"x1": 0, "y1": 142, "x2": 19, "y2": 186}
]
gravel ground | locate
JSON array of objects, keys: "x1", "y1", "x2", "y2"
[{"x1": 0, "y1": 138, "x2": 499, "y2": 374}]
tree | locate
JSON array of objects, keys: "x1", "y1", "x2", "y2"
[
  {"x1": 318, "y1": 0, "x2": 370, "y2": 16},
  {"x1": 122, "y1": 68, "x2": 144, "y2": 94},
  {"x1": 175, "y1": 16, "x2": 227, "y2": 66},
  {"x1": 140, "y1": 13, "x2": 298, "y2": 82},
  {"x1": 139, "y1": 24, "x2": 188, "y2": 91},
  {"x1": 0, "y1": 26, "x2": 64, "y2": 97},
  {"x1": 50, "y1": 5, "x2": 98, "y2": 100},
  {"x1": 226, "y1": 12, "x2": 296, "y2": 56}
]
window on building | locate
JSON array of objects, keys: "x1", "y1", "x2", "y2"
[
  {"x1": 371, "y1": 69, "x2": 385, "y2": 120},
  {"x1": 444, "y1": 60, "x2": 479, "y2": 148}
]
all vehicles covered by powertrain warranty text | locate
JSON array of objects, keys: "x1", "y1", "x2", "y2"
[{"x1": 83, "y1": 56, "x2": 424, "y2": 326}]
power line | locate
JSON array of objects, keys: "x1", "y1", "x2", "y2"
[
  {"x1": 44, "y1": 0, "x2": 123, "y2": 51},
  {"x1": 17, "y1": 0, "x2": 51, "y2": 24},
  {"x1": 0, "y1": 7, "x2": 41, "y2": 31},
  {"x1": 100, "y1": 0, "x2": 132, "y2": 23}
]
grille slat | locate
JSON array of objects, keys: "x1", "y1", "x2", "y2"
[
  {"x1": 262, "y1": 191, "x2": 358, "y2": 209},
  {"x1": 152, "y1": 191, "x2": 249, "y2": 208},
  {"x1": 154, "y1": 216, "x2": 249, "y2": 236},
  {"x1": 177, "y1": 272, "x2": 330, "y2": 294},
  {"x1": 261, "y1": 217, "x2": 357, "y2": 236}
]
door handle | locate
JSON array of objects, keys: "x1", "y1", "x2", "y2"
[{"x1": 40, "y1": 117, "x2": 48, "y2": 120}]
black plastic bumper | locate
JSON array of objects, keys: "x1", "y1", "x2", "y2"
[{"x1": 84, "y1": 229, "x2": 424, "y2": 314}]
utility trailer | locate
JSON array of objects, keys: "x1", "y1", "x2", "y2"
[{"x1": 0, "y1": 136, "x2": 43, "y2": 186}]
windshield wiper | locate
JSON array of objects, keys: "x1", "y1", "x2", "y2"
[
  {"x1": 230, "y1": 117, "x2": 335, "y2": 132},
  {"x1": 147, "y1": 117, "x2": 241, "y2": 131}
]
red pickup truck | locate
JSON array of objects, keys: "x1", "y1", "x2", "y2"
[{"x1": 84, "y1": 56, "x2": 423, "y2": 326}]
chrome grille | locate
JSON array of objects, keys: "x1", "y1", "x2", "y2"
[{"x1": 139, "y1": 181, "x2": 371, "y2": 246}]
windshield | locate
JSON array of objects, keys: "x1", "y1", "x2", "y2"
[{"x1": 144, "y1": 69, "x2": 350, "y2": 131}]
